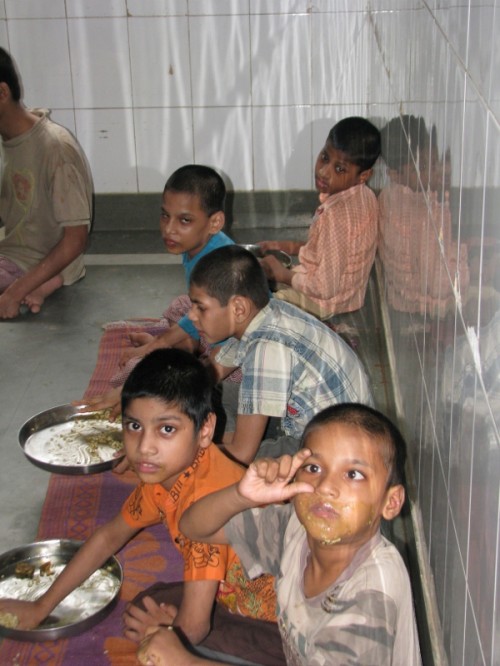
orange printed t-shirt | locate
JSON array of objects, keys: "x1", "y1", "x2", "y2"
[{"x1": 121, "y1": 444, "x2": 276, "y2": 621}]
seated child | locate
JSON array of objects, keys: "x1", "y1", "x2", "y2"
[
  {"x1": 81, "y1": 164, "x2": 235, "y2": 418},
  {"x1": 378, "y1": 114, "x2": 469, "y2": 318},
  {"x1": 0, "y1": 349, "x2": 280, "y2": 663},
  {"x1": 259, "y1": 117, "x2": 381, "y2": 321},
  {"x1": 136, "y1": 403, "x2": 422, "y2": 666},
  {"x1": 187, "y1": 245, "x2": 373, "y2": 464}
]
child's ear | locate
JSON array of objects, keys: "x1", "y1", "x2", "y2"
[
  {"x1": 358, "y1": 167, "x2": 373, "y2": 185},
  {"x1": 198, "y1": 412, "x2": 217, "y2": 448},
  {"x1": 230, "y1": 295, "x2": 252, "y2": 323},
  {"x1": 0, "y1": 82, "x2": 10, "y2": 104},
  {"x1": 381, "y1": 484, "x2": 405, "y2": 521},
  {"x1": 208, "y1": 211, "x2": 225, "y2": 234}
]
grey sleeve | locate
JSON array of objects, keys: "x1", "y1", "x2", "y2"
[{"x1": 225, "y1": 503, "x2": 294, "y2": 579}]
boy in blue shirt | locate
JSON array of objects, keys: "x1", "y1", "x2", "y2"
[{"x1": 82, "y1": 164, "x2": 234, "y2": 418}]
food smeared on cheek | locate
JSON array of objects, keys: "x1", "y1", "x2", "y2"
[{"x1": 294, "y1": 493, "x2": 377, "y2": 546}]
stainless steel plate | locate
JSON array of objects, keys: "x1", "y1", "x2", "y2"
[
  {"x1": 0, "y1": 539, "x2": 122, "y2": 641},
  {"x1": 19, "y1": 404, "x2": 125, "y2": 475},
  {"x1": 239, "y1": 244, "x2": 292, "y2": 269}
]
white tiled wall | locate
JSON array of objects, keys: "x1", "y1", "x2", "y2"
[
  {"x1": 0, "y1": 0, "x2": 379, "y2": 193},
  {"x1": 0, "y1": 1, "x2": 498, "y2": 664},
  {"x1": 372, "y1": 3, "x2": 500, "y2": 666}
]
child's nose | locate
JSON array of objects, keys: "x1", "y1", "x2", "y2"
[
  {"x1": 137, "y1": 431, "x2": 156, "y2": 454},
  {"x1": 316, "y1": 476, "x2": 340, "y2": 498},
  {"x1": 160, "y1": 216, "x2": 176, "y2": 234},
  {"x1": 187, "y1": 304, "x2": 197, "y2": 322},
  {"x1": 318, "y1": 163, "x2": 329, "y2": 179}
]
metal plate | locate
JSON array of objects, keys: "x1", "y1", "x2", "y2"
[
  {"x1": 19, "y1": 404, "x2": 125, "y2": 475},
  {"x1": 0, "y1": 539, "x2": 122, "y2": 641},
  {"x1": 239, "y1": 244, "x2": 292, "y2": 269}
]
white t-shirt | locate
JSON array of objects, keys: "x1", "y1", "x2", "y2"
[{"x1": 226, "y1": 504, "x2": 422, "y2": 666}]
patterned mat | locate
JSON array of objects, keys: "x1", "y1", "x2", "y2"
[{"x1": 1, "y1": 321, "x2": 183, "y2": 665}]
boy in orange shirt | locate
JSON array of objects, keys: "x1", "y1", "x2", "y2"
[{"x1": 0, "y1": 349, "x2": 281, "y2": 664}]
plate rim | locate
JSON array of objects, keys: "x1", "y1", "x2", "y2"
[
  {"x1": 0, "y1": 537, "x2": 123, "y2": 641},
  {"x1": 19, "y1": 404, "x2": 125, "y2": 476}
]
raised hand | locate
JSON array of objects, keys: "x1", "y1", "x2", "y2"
[{"x1": 237, "y1": 448, "x2": 314, "y2": 506}]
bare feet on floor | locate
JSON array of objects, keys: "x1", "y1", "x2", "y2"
[{"x1": 23, "y1": 274, "x2": 63, "y2": 313}]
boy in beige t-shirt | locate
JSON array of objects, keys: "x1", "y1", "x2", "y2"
[{"x1": 0, "y1": 47, "x2": 92, "y2": 319}]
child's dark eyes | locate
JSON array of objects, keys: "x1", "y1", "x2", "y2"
[
  {"x1": 160, "y1": 425, "x2": 176, "y2": 435},
  {"x1": 302, "y1": 463, "x2": 321, "y2": 474},
  {"x1": 346, "y1": 469, "x2": 365, "y2": 481},
  {"x1": 124, "y1": 420, "x2": 141, "y2": 432},
  {"x1": 335, "y1": 165, "x2": 346, "y2": 174}
]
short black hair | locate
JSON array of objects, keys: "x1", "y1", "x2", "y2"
[
  {"x1": 121, "y1": 348, "x2": 214, "y2": 433},
  {"x1": 328, "y1": 117, "x2": 381, "y2": 171},
  {"x1": 0, "y1": 47, "x2": 21, "y2": 102},
  {"x1": 300, "y1": 403, "x2": 407, "y2": 487},
  {"x1": 190, "y1": 245, "x2": 270, "y2": 309},
  {"x1": 164, "y1": 165, "x2": 226, "y2": 217},
  {"x1": 380, "y1": 115, "x2": 430, "y2": 171}
]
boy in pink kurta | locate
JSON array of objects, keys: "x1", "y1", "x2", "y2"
[{"x1": 259, "y1": 117, "x2": 380, "y2": 320}]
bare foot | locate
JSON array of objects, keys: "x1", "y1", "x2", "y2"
[{"x1": 23, "y1": 274, "x2": 63, "y2": 313}]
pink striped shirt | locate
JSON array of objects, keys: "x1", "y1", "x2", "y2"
[{"x1": 291, "y1": 184, "x2": 378, "y2": 316}]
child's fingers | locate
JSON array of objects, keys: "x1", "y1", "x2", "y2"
[
  {"x1": 252, "y1": 449, "x2": 311, "y2": 484},
  {"x1": 251, "y1": 458, "x2": 281, "y2": 482},
  {"x1": 276, "y1": 449, "x2": 312, "y2": 480},
  {"x1": 129, "y1": 332, "x2": 154, "y2": 349},
  {"x1": 275, "y1": 455, "x2": 297, "y2": 482},
  {"x1": 280, "y1": 480, "x2": 315, "y2": 502},
  {"x1": 112, "y1": 453, "x2": 130, "y2": 475},
  {"x1": 109, "y1": 401, "x2": 121, "y2": 421},
  {"x1": 290, "y1": 448, "x2": 312, "y2": 475}
]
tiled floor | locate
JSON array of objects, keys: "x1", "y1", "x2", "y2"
[{"x1": 0, "y1": 225, "x2": 391, "y2": 556}]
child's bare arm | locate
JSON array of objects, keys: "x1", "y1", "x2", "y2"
[
  {"x1": 120, "y1": 324, "x2": 197, "y2": 367},
  {"x1": 123, "y1": 579, "x2": 219, "y2": 645},
  {"x1": 180, "y1": 449, "x2": 314, "y2": 544},
  {"x1": 221, "y1": 413, "x2": 269, "y2": 464},
  {"x1": 172, "y1": 579, "x2": 219, "y2": 643},
  {"x1": 0, "y1": 514, "x2": 137, "y2": 629},
  {"x1": 205, "y1": 350, "x2": 238, "y2": 383},
  {"x1": 224, "y1": 414, "x2": 269, "y2": 465},
  {"x1": 260, "y1": 255, "x2": 294, "y2": 285},
  {"x1": 258, "y1": 240, "x2": 304, "y2": 255}
]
